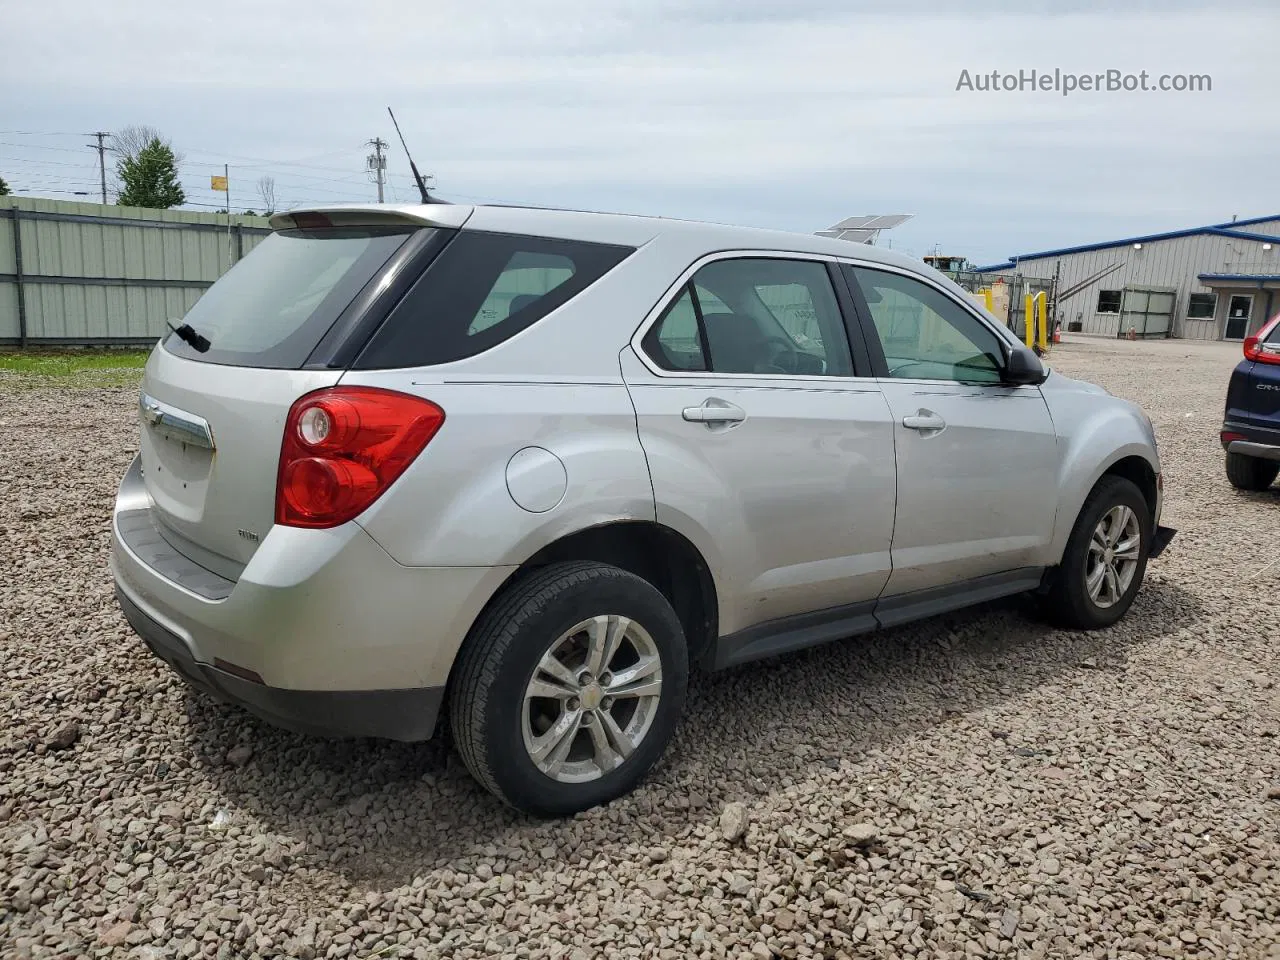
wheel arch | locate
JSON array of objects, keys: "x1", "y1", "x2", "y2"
[
  {"x1": 449, "y1": 520, "x2": 720, "y2": 690},
  {"x1": 1050, "y1": 443, "x2": 1160, "y2": 564}
]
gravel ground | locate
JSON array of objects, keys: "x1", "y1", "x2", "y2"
[{"x1": 2, "y1": 336, "x2": 1279, "y2": 960}]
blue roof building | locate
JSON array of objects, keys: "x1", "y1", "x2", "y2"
[{"x1": 973, "y1": 215, "x2": 1280, "y2": 341}]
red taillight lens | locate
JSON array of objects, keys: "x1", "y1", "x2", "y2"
[
  {"x1": 276, "y1": 387, "x2": 444, "y2": 528},
  {"x1": 1221, "y1": 430, "x2": 1246, "y2": 447},
  {"x1": 1243, "y1": 313, "x2": 1280, "y2": 365}
]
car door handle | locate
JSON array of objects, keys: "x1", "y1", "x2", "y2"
[
  {"x1": 902, "y1": 410, "x2": 946, "y2": 432},
  {"x1": 682, "y1": 399, "x2": 746, "y2": 424}
]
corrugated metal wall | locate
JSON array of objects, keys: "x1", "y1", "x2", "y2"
[
  {"x1": 1005, "y1": 221, "x2": 1280, "y2": 340},
  {"x1": 0, "y1": 196, "x2": 270, "y2": 345}
]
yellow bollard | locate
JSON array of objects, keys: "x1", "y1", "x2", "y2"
[
  {"x1": 1037, "y1": 293, "x2": 1048, "y2": 353},
  {"x1": 982, "y1": 288, "x2": 993, "y2": 313},
  {"x1": 1024, "y1": 294, "x2": 1034, "y2": 348}
]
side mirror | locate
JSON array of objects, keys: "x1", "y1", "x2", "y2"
[{"x1": 1003, "y1": 345, "x2": 1048, "y2": 386}]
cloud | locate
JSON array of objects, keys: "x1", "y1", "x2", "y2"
[{"x1": 1, "y1": 1, "x2": 1273, "y2": 261}]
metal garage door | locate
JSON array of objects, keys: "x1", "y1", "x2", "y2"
[{"x1": 1118, "y1": 286, "x2": 1175, "y2": 339}]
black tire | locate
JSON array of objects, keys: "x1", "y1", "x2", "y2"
[
  {"x1": 1043, "y1": 475, "x2": 1152, "y2": 630},
  {"x1": 1225, "y1": 452, "x2": 1279, "y2": 491},
  {"x1": 449, "y1": 561, "x2": 688, "y2": 817}
]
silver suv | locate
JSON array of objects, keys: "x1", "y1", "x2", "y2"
[{"x1": 111, "y1": 203, "x2": 1174, "y2": 816}]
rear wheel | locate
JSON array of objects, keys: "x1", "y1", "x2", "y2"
[
  {"x1": 1225, "y1": 452, "x2": 1279, "y2": 491},
  {"x1": 1044, "y1": 476, "x2": 1151, "y2": 629},
  {"x1": 450, "y1": 561, "x2": 688, "y2": 817}
]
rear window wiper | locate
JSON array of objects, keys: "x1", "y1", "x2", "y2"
[{"x1": 166, "y1": 320, "x2": 211, "y2": 353}]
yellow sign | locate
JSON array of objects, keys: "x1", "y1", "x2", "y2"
[{"x1": 210, "y1": 175, "x2": 228, "y2": 191}]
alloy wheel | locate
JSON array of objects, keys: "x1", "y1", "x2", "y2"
[
  {"x1": 1085, "y1": 504, "x2": 1142, "y2": 608},
  {"x1": 521, "y1": 615, "x2": 663, "y2": 783}
]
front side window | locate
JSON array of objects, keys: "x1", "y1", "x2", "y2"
[
  {"x1": 643, "y1": 258, "x2": 854, "y2": 377},
  {"x1": 357, "y1": 232, "x2": 633, "y2": 368},
  {"x1": 847, "y1": 266, "x2": 1005, "y2": 384}
]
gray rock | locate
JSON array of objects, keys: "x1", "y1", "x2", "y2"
[
  {"x1": 225, "y1": 745, "x2": 253, "y2": 767},
  {"x1": 844, "y1": 823, "x2": 877, "y2": 845},
  {"x1": 100, "y1": 921, "x2": 132, "y2": 946},
  {"x1": 639, "y1": 879, "x2": 670, "y2": 900},
  {"x1": 46, "y1": 722, "x2": 81, "y2": 751},
  {"x1": 719, "y1": 802, "x2": 748, "y2": 842},
  {"x1": 999, "y1": 907, "x2": 1019, "y2": 939},
  {"x1": 1133, "y1": 801, "x2": 1161, "y2": 821}
]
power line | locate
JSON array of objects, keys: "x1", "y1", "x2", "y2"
[
  {"x1": 0, "y1": 137, "x2": 425, "y2": 193},
  {"x1": 0, "y1": 154, "x2": 98, "y2": 169}
]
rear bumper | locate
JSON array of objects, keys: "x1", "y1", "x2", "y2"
[
  {"x1": 1227, "y1": 440, "x2": 1280, "y2": 462},
  {"x1": 110, "y1": 454, "x2": 516, "y2": 741},
  {"x1": 1222, "y1": 419, "x2": 1280, "y2": 459},
  {"x1": 117, "y1": 586, "x2": 445, "y2": 740}
]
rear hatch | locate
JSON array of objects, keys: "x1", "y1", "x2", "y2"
[
  {"x1": 135, "y1": 215, "x2": 447, "y2": 578},
  {"x1": 1228, "y1": 314, "x2": 1280, "y2": 431}
]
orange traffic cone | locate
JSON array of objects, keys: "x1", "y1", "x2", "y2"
[{"x1": 1052, "y1": 323, "x2": 1062, "y2": 344}]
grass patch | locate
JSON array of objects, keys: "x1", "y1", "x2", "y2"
[{"x1": 0, "y1": 349, "x2": 150, "y2": 389}]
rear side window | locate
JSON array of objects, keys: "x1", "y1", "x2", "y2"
[
  {"x1": 163, "y1": 227, "x2": 417, "y2": 368},
  {"x1": 356, "y1": 232, "x2": 634, "y2": 368}
]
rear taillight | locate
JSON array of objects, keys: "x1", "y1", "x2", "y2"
[
  {"x1": 276, "y1": 387, "x2": 444, "y2": 528},
  {"x1": 1243, "y1": 313, "x2": 1280, "y2": 365},
  {"x1": 1221, "y1": 430, "x2": 1246, "y2": 447}
]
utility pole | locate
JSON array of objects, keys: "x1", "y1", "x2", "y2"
[
  {"x1": 224, "y1": 164, "x2": 232, "y2": 269},
  {"x1": 366, "y1": 137, "x2": 387, "y2": 203},
  {"x1": 86, "y1": 131, "x2": 110, "y2": 204}
]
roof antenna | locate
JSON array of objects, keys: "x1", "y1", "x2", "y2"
[{"x1": 387, "y1": 107, "x2": 444, "y2": 204}]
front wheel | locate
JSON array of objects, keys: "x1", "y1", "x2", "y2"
[
  {"x1": 1044, "y1": 476, "x2": 1151, "y2": 629},
  {"x1": 1225, "y1": 451, "x2": 1279, "y2": 491},
  {"x1": 449, "y1": 561, "x2": 688, "y2": 817}
]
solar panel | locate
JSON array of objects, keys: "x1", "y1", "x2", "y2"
[
  {"x1": 817, "y1": 214, "x2": 914, "y2": 245},
  {"x1": 832, "y1": 215, "x2": 880, "y2": 230},
  {"x1": 835, "y1": 229, "x2": 879, "y2": 243},
  {"x1": 862, "y1": 214, "x2": 913, "y2": 231}
]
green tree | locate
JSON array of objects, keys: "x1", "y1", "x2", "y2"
[
  {"x1": 116, "y1": 139, "x2": 185, "y2": 209},
  {"x1": 0, "y1": 176, "x2": 10, "y2": 196}
]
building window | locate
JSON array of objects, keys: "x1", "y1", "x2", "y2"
[
  {"x1": 1186, "y1": 292, "x2": 1217, "y2": 320},
  {"x1": 1096, "y1": 290, "x2": 1122, "y2": 314}
]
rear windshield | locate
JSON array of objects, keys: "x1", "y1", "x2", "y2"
[
  {"x1": 354, "y1": 231, "x2": 634, "y2": 368},
  {"x1": 163, "y1": 227, "x2": 416, "y2": 368}
]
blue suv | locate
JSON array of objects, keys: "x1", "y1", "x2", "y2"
[{"x1": 1222, "y1": 312, "x2": 1280, "y2": 490}]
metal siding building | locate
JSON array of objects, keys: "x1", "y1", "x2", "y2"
[
  {"x1": 1, "y1": 197, "x2": 270, "y2": 345},
  {"x1": 975, "y1": 214, "x2": 1280, "y2": 341}
]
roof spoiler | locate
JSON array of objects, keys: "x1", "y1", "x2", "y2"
[{"x1": 267, "y1": 205, "x2": 473, "y2": 232}]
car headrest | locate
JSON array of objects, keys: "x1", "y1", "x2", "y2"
[{"x1": 508, "y1": 294, "x2": 540, "y2": 317}]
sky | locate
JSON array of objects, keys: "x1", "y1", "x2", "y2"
[{"x1": 2, "y1": 0, "x2": 1275, "y2": 265}]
